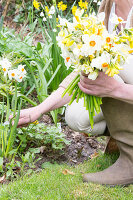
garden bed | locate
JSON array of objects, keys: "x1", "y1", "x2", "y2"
[{"x1": 36, "y1": 114, "x2": 105, "y2": 166}]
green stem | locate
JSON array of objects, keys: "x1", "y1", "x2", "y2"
[
  {"x1": 68, "y1": 86, "x2": 79, "y2": 105},
  {"x1": 13, "y1": 82, "x2": 17, "y2": 116},
  {"x1": 62, "y1": 74, "x2": 80, "y2": 97},
  {"x1": 76, "y1": 88, "x2": 82, "y2": 103},
  {"x1": 32, "y1": 0, "x2": 34, "y2": 24},
  {"x1": 68, "y1": 77, "x2": 80, "y2": 96},
  {"x1": 86, "y1": 94, "x2": 93, "y2": 129},
  {"x1": 93, "y1": 96, "x2": 100, "y2": 113}
]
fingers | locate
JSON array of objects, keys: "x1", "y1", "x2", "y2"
[
  {"x1": 81, "y1": 71, "x2": 88, "y2": 77},
  {"x1": 17, "y1": 123, "x2": 29, "y2": 128},
  {"x1": 78, "y1": 82, "x2": 94, "y2": 95},
  {"x1": 17, "y1": 115, "x2": 31, "y2": 126},
  {"x1": 80, "y1": 74, "x2": 94, "y2": 84}
]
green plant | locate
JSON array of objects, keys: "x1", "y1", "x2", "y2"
[
  {"x1": 20, "y1": 150, "x2": 41, "y2": 174},
  {"x1": 17, "y1": 122, "x2": 70, "y2": 152}
]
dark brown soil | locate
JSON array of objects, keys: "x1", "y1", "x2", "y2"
[{"x1": 35, "y1": 114, "x2": 106, "y2": 167}]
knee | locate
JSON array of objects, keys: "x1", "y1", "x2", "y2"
[
  {"x1": 65, "y1": 99, "x2": 106, "y2": 135},
  {"x1": 65, "y1": 101, "x2": 82, "y2": 131}
]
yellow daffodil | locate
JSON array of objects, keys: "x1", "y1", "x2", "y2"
[
  {"x1": 75, "y1": 23, "x2": 83, "y2": 30},
  {"x1": 45, "y1": 6, "x2": 49, "y2": 14},
  {"x1": 105, "y1": 68, "x2": 119, "y2": 77},
  {"x1": 78, "y1": 0, "x2": 88, "y2": 10},
  {"x1": 32, "y1": 120, "x2": 39, "y2": 125},
  {"x1": 58, "y1": 1, "x2": 67, "y2": 11},
  {"x1": 62, "y1": 38, "x2": 74, "y2": 47},
  {"x1": 72, "y1": 6, "x2": 77, "y2": 16},
  {"x1": 33, "y1": 0, "x2": 40, "y2": 10},
  {"x1": 77, "y1": 42, "x2": 83, "y2": 49},
  {"x1": 129, "y1": 50, "x2": 133, "y2": 54}
]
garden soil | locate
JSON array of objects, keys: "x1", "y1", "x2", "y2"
[{"x1": 36, "y1": 114, "x2": 106, "y2": 167}]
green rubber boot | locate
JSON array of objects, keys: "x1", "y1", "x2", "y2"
[{"x1": 83, "y1": 98, "x2": 133, "y2": 186}]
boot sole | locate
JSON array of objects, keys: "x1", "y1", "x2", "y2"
[{"x1": 83, "y1": 178, "x2": 133, "y2": 187}]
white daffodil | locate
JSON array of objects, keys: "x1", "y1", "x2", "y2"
[
  {"x1": 111, "y1": 43, "x2": 129, "y2": 59},
  {"x1": 18, "y1": 65, "x2": 26, "y2": 75},
  {"x1": 101, "y1": 52, "x2": 111, "y2": 69},
  {"x1": 49, "y1": 5, "x2": 55, "y2": 15},
  {"x1": 90, "y1": 56, "x2": 103, "y2": 70},
  {"x1": 67, "y1": 22, "x2": 75, "y2": 33},
  {"x1": 59, "y1": 16, "x2": 69, "y2": 26},
  {"x1": 88, "y1": 70, "x2": 98, "y2": 80},
  {"x1": 8, "y1": 69, "x2": 19, "y2": 81},
  {"x1": 75, "y1": 8, "x2": 84, "y2": 18},
  {"x1": 17, "y1": 74, "x2": 26, "y2": 82},
  {"x1": 81, "y1": 34, "x2": 103, "y2": 56},
  {"x1": 40, "y1": 12, "x2": 44, "y2": 17},
  {"x1": 64, "y1": 56, "x2": 72, "y2": 69},
  {"x1": 103, "y1": 32, "x2": 113, "y2": 46},
  {"x1": 97, "y1": 12, "x2": 105, "y2": 23},
  {"x1": 61, "y1": 50, "x2": 74, "y2": 69},
  {"x1": 73, "y1": 48, "x2": 81, "y2": 57},
  {"x1": 91, "y1": 52, "x2": 111, "y2": 70},
  {"x1": 80, "y1": 63, "x2": 93, "y2": 74},
  {"x1": 43, "y1": 17, "x2": 46, "y2": 22},
  {"x1": 93, "y1": 0, "x2": 98, "y2": 3},
  {"x1": 0, "y1": 58, "x2": 12, "y2": 76},
  {"x1": 97, "y1": 1, "x2": 101, "y2": 6},
  {"x1": 110, "y1": 13, "x2": 126, "y2": 25}
]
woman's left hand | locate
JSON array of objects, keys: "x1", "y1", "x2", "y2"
[{"x1": 78, "y1": 71, "x2": 123, "y2": 98}]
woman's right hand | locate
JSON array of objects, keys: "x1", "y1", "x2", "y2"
[{"x1": 10, "y1": 106, "x2": 42, "y2": 127}]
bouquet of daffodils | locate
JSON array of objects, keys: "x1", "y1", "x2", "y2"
[{"x1": 56, "y1": 8, "x2": 133, "y2": 128}]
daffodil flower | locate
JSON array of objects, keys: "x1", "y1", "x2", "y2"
[
  {"x1": 110, "y1": 13, "x2": 126, "y2": 25},
  {"x1": 33, "y1": 0, "x2": 40, "y2": 10},
  {"x1": 49, "y1": 6, "x2": 55, "y2": 15},
  {"x1": 40, "y1": 12, "x2": 44, "y2": 17},
  {"x1": 0, "y1": 58, "x2": 12, "y2": 76}
]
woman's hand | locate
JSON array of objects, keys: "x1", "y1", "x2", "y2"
[
  {"x1": 78, "y1": 71, "x2": 124, "y2": 98},
  {"x1": 10, "y1": 106, "x2": 42, "y2": 128}
]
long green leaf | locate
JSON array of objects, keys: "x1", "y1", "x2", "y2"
[{"x1": 47, "y1": 64, "x2": 61, "y2": 87}]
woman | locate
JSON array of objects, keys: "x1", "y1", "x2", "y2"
[{"x1": 17, "y1": 0, "x2": 133, "y2": 186}]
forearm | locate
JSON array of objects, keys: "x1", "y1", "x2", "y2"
[
  {"x1": 111, "y1": 82, "x2": 133, "y2": 104},
  {"x1": 36, "y1": 87, "x2": 71, "y2": 115}
]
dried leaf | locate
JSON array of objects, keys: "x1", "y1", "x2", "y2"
[
  {"x1": 62, "y1": 169, "x2": 75, "y2": 175},
  {"x1": 90, "y1": 152, "x2": 99, "y2": 159},
  {"x1": 39, "y1": 146, "x2": 46, "y2": 153}
]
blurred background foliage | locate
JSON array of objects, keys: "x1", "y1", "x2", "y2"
[{"x1": 1, "y1": 0, "x2": 100, "y2": 23}]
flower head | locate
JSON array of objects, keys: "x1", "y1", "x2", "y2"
[
  {"x1": 49, "y1": 6, "x2": 55, "y2": 15},
  {"x1": 88, "y1": 70, "x2": 98, "y2": 80},
  {"x1": 110, "y1": 14, "x2": 126, "y2": 25},
  {"x1": 8, "y1": 69, "x2": 19, "y2": 81},
  {"x1": 18, "y1": 65, "x2": 26, "y2": 75},
  {"x1": 78, "y1": 0, "x2": 88, "y2": 10},
  {"x1": 43, "y1": 17, "x2": 46, "y2": 22},
  {"x1": 72, "y1": 6, "x2": 77, "y2": 16},
  {"x1": 33, "y1": 0, "x2": 40, "y2": 10},
  {"x1": 58, "y1": 1, "x2": 67, "y2": 11},
  {"x1": 40, "y1": 12, "x2": 44, "y2": 17},
  {"x1": 0, "y1": 58, "x2": 12, "y2": 76}
]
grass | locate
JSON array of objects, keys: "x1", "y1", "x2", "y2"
[{"x1": 0, "y1": 153, "x2": 133, "y2": 200}]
